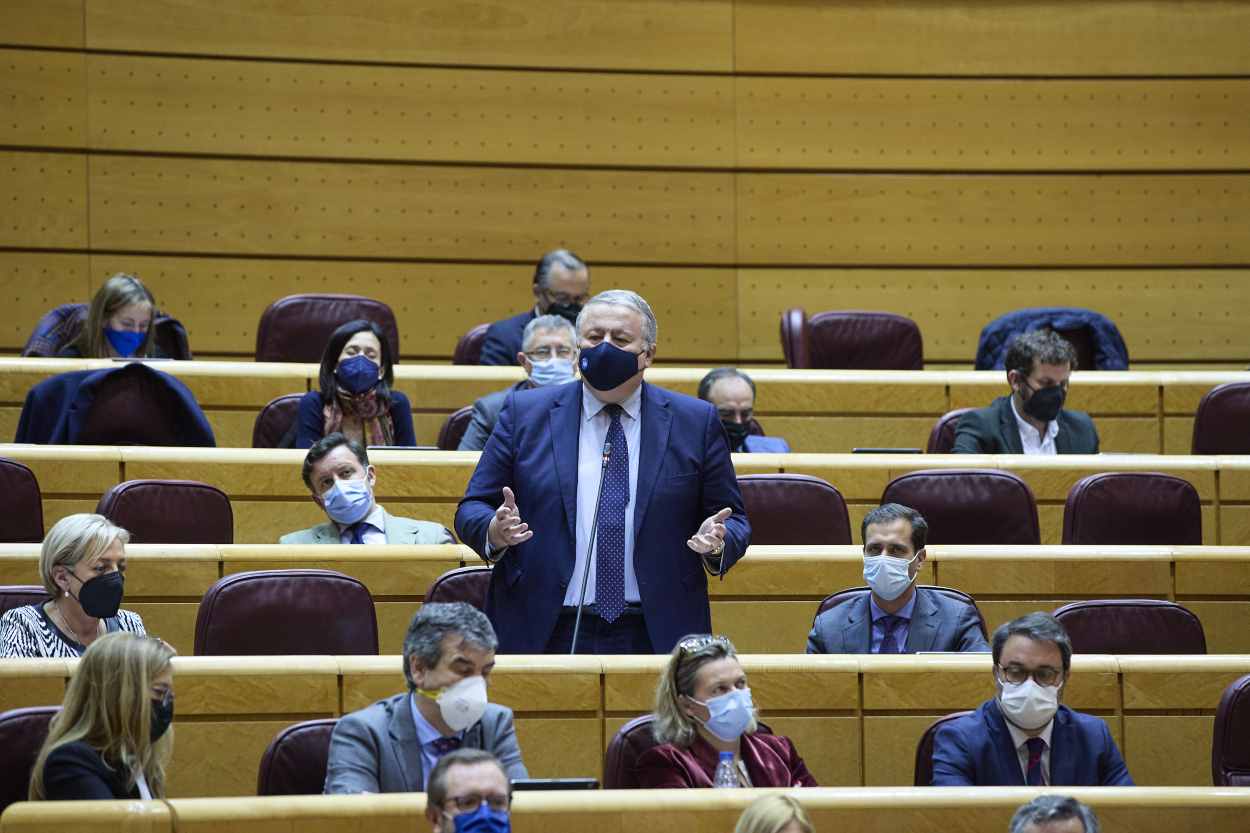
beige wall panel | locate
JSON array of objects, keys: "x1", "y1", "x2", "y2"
[
  {"x1": 0, "y1": 445, "x2": 119, "y2": 493},
  {"x1": 975, "y1": 600, "x2": 1085, "y2": 635},
  {"x1": 737, "y1": 174, "x2": 1250, "y2": 267},
  {"x1": 1183, "y1": 601, "x2": 1250, "y2": 654},
  {"x1": 514, "y1": 718, "x2": 602, "y2": 779},
  {"x1": 710, "y1": 601, "x2": 816, "y2": 654},
  {"x1": 90, "y1": 155, "x2": 735, "y2": 263},
  {"x1": 938, "y1": 558, "x2": 1171, "y2": 597},
  {"x1": 1121, "y1": 661, "x2": 1250, "y2": 709},
  {"x1": 863, "y1": 715, "x2": 945, "y2": 786},
  {"x1": 0, "y1": 49, "x2": 85, "y2": 147},
  {"x1": 41, "y1": 498, "x2": 103, "y2": 529},
  {"x1": 376, "y1": 601, "x2": 418, "y2": 653},
  {"x1": 762, "y1": 716, "x2": 859, "y2": 787},
  {"x1": 1, "y1": 0, "x2": 83, "y2": 48},
  {"x1": 733, "y1": 1, "x2": 1250, "y2": 75},
  {"x1": 0, "y1": 255, "x2": 89, "y2": 350},
  {"x1": 172, "y1": 656, "x2": 340, "y2": 715},
  {"x1": 736, "y1": 269, "x2": 1250, "y2": 363},
  {"x1": 739, "y1": 78, "x2": 1250, "y2": 170},
  {"x1": 756, "y1": 416, "x2": 936, "y2": 454},
  {"x1": 0, "y1": 802, "x2": 170, "y2": 833},
  {"x1": 1123, "y1": 715, "x2": 1215, "y2": 787},
  {"x1": 1166, "y1": 416, "x2": 1196, "y2": 453},
  {"x1": 202, "y1": 410, "x2": 254, "y2": 449},
  {"x1": 0, "y1": 151, "x2": 87, "y2": 248},
  {"x1": 167, "y1": 719, "x2": 299, "y2": 797},
  {"x1": 1092, "y1": 418, "x2": 1160, "y2": 453},
  {"x1": 1176, "y1": 557, "x2": 1250, "y2": 596},
  {"x1": 1220, "y1": 506, "x2": 1250, "y2": 547},
  {"x1": 0, "y1": 658, "x2": 67, "y2": 708},
  {"x1": 126, "y1": 602, "x2": 197, "y2": 655},
  {"x1": 746, "y1": 372, "x2": 950, "y2": 414},
  {"x1": 232, "y1": 499, "x2": 456, "y2": 545},
  {"x1": 85, "y1": 1, "x2": 733, "y2": 71},
  {"x1": 88, "y1": 55, "x2": 733, "y2": 167}
]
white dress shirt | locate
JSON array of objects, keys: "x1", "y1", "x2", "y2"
[
  {"x1": 1005, "y1": 716, "x2": 1054, "y2": 785},
  {"x1": 336, "y1": 503, "x2": 387, "y2": 544},
  {"x1": 1010, "y1": 396, "x2": 1059, "y2": 456},
  {"x1": 562, "y1": 383, "x2": 643, "y2": 606}
]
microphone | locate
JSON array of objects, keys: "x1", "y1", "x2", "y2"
[{"x1": 570, "y1": 438, "x2": 612, "y2": 655}]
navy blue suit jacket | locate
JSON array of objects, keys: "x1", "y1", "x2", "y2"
[
  {"x1": 454, "y1": 380, "x2": 751, "y2": 653},
  {"x1": 931, "y1": 699, "x2": 1133, "y2": 786},
  {"x1": 479, "y1": 310, "x2": 535, "y2": 366}
]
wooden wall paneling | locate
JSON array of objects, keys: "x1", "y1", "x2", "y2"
[
  {"x1": 87, "y1": 55, "x2": 734, "y2": 168},
  {"x1": 0, "y1": 151, "x2": 87, "y2": 248},
  {"x1": 737, "y1": 77, "x2": 1250, "y2": 170},
  {"x1": 736, "y1": 173, "x2": 1250, "y2": 266},
  {"x1": 0, "y1": 801, "x2": 172, "y2": 833},
  {"x1": 733, "y1": 1, "x2": 1250, "y2": 75},
  {"x1": 0, "y1": 658, "x2": 68, "y2": 710},
  {"x1": 0, "y1": 49, "x2": 86, "y2": 148},
  {"x1": 0, "y1": 0, "x2": 84, "y2": 49},
  {"x1": 88, "y1": 155, "x2": 736, "y2": 263},
  {"x1": 0, "y1": 254, "x2": 90, "y2": 348},
  {"x1": 84, "y1": 0, "x2": 734, "y2": 71}
]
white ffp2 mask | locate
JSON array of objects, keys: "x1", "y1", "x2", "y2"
[
  {"x1": 862, "y1": 553, "x2": 918, "y2": 601},
  {"x1": 997, "y1": 677, "x2": 1060, "y2": 731}
]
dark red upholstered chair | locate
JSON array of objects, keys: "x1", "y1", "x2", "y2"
[
  {"x1": 194, "y1": 569, "x2": 378, "y2": 655},
  {"x1": 0, "y1": 706, "x2": 59, "y2": 812},
  {"x1": 255, "y1": 294, "x2": 399, "y2": 363},
  {"x1": 1052, "y1": 599, "x2": 1206, "y2": 654},
  {"x1": 438, "y1": 406, "x2": 475, "y2": 450},
  {"x1": 913, "y1": 711, "x2": 974, "y2": 786},
  {"x1": 881, "y1": 469, "x2": 1041, "y2": 545},
  {"x1": 75, "y1": 363, "x2": 209, "y2": 446},
  {"x1": 603, "y1": 714, "x2": 772, "y2": 788},
  {"x1": 1213, "y1": 674, "x2": 1250, "y2": 786},
  {"x1": 0, "y1": 586, "x2": 47, "y2": 618},
  {"x1": 814, "y1": 587, "x2": 987, "y2": 641},
  {"x1": 780, "y1": 308, "x2": 923, "y2": 370},
  {"x1": 738, "y1": 474, "x2": 852, "y2": 545},
  {"x1": 1192, "y1": 382, "x2": 1250, "y2": 454},
  {"x1": 453, "y1": 324, "x2": 491, "y2": 365},
  {"x1": 926, "y1": 409, "x2": 976, "y2": 454},
  {"x1": 252, "y1": 393, "x2": 304, "y2": 448},
  {"x1": 257, "y1": 718, "x2": 338, "y2": 795},
  {"x1": 1061, "y1": 472, "x2": 1201, "y2": 545},
  {"x1": 0, "y1": 458, "x2": 44, "y2": 543},
  {"x1": 96, "y1": 480, "x2": 233, "y2": 544},
  {"x1": 424, "y1": 566, "x2": 491, "y2": 610}
]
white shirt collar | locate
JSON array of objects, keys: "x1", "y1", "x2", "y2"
[
  {"x1": 580, "y1": 382, "x2": 642, "y2": 423},
  {"x1": 334, "y1": 502, "x2": 385, "y2": 535},
  {"x1": 1010, "y1": 395, "x2": 1060, "y2": 441}
]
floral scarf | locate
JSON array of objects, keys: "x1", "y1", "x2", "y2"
[{"x1": 322, "y1": 388, "x2": 395, "y2": 446}]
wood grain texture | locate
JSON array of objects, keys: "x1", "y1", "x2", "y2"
[
  {"x1": 0, "y1": 151, "x2": 87, "y2": 248},
  {"x1": 0, "y1": 50, "x2": 86, "y2": 148},
  {"x1": 0, "y1": 0, "x2": 84, "y2": 48}
]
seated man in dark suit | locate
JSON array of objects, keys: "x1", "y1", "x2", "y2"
[
  {"x1": 479, "y1": 249, "x2": 590, "y2": 366},
  {"x1": 931, "y1": 612, "x2": 1133, "y2": 786},
  {"x1": 459, "y1": 315, "x2": 578, "y2": 451},
  {"x1": 953, "y1": 330, "x2": 1098, "y2": 455},
  {"x1": 324, "y1": 602, "x2": 528, "y2": 793},
  {"x1": 697, "y1": 367, "x2": 790, "y2": 453},
  {"x1": 807, "y1": 503, "x2": 989, "y2": 654}
]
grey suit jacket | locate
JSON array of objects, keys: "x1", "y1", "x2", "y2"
[
  {"x1": 458, "y1": 381, "x2": 529, "y2": 452},
  {"x1": 278, "y1": 507, "x2": 454, "y2": 545},
  {"x1": 805, "y1": 587, "x2": 990, "y2": 654},
  {"x1": 324, "y1": 692, "x2": 528, "y2": 794}
]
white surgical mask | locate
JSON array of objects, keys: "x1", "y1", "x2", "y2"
[
  {"x1": 997, "y1": 677, "x2": 1061, "y2": 731},
  {"x1": 862, "y1": 552, "x2": 918, "y2": 601},
  {"x1": 528, "y1": 357, "x2": 575, "y2": 387},
  {"x1": 420, "y1": 675, "x2": 489, "y2": 732}
]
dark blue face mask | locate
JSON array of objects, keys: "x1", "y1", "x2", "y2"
[
  {"x1": 335, "y1": 354, "x2": 381, "y2": 395},
  {"x1": 105, "y1": 328, "x2": 146, "y2": 357},
  {"x1": 451, "y1": 803, "x2": 510, "y2": 833},
  {"x1": 578, "y1": 341, "x2": 641, "y2": 392}
]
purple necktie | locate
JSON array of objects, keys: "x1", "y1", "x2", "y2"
[
  {"x1": 879, "y1": 615, "x2": 904, "y2": 654},
  {"x1": 1025, "y1": 737, "x2": 1046, "y2": 786},
  {"x1": 595, "y1": 405, "x2": 629, "y2": 623},
  {"x1": 430, "y1": 736, "x2": 462, "y2": 757}
]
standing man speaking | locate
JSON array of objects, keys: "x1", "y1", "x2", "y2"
[{"x1": 455, "y1": 290, "x2": 751, "y2": 654}]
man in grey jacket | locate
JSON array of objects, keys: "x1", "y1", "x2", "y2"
[{"x1": 324, "y1": 602, "x2": 528, "y2": 793}]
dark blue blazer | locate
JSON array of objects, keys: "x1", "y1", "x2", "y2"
[
  {"x1": 931, "y1": 699, "x2": 1133, "y2": 786},
  {"x1": 454, "y1": 380, "x2": 751, "y2": 654},
  {"x1": 479, "y1": 310, "x2": 535, "y2": 366}
]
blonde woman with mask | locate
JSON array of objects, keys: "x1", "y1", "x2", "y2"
[
  {"x1": 61, "y1": 273, "x2": 161, "y2": 359},
  {"x1": 29, "y1": 632, "x2": 175, "y2": 800},
  {"x1": 735, "y1": 794, "x2": 815, "y2": 833}
]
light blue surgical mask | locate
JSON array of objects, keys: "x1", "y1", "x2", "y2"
[
  {"x1": 862, "y1": 553, "x2": 919, "y2": 602},
  {"x1": 320, "y1": 477, "x2": 372, "y2": 525},
  {"x1": 690, "y1": 686, "x2": 754, "y2": 742},
  {"x1": 105, "y1": 328, "x2": 146, "y2": 357},
  {"x1": 527, "y1": 357, "x2": 575, "y2": 387}
]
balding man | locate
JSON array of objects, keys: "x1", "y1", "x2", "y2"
[{"x1": 479, "y1": 249, "x2": 590, "y2": 366}]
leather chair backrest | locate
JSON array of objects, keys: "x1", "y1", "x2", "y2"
[
  {"x1": 1052, "y1": 599, "x2": 1206, "y2": 654},
  {"x1": 454, "y1": 323, "x2": 491, "y2": 365},
  {"x1": 738, "y1": 474, "x2": 852, "y2": 545},
  {"x1": 1213, "y1": 673, "x2": 1250, "y2": 786},
  {"x1": 96, "y1": 479, "x2": 234, "y2": 544},
  {"x1": 257, "y1": 718, "x2": 338, "y2": 795},
  {"x1": 0, "y1": 586, "x2": 47, "y2": 618},
  {"x1": 76, "y1": 364, "x2": 190, "y2": 446},
  {"x1": 779, "y1": 308, "x2": 811, "y2": 369},
  {"x1": 747, "y1": 418, "x2": 766, "y2": 436},
  {"x1": 881, "y1": 469, "x2": 1041, "y2": 545},
  {"x1": 438, "y1": 406, "x2": 475, "y2": 450},
  {"x1": 1051, "y1": 325, "x2": 1097, "y2": 375},
  {"x1": 1062, "y1": 472, "x2": 1202, "y2": 545},
  {"x1": 0, "y1": 458, "x2": 44, "y2": 543},
  {"x1": 1192, "y1": 382, "x2": 1250, "y2": 454},
  {"x1": 424, "y1": 566, "x2": 492, "y2": 610},
  {"x1": 0, "y1": 706, "x2": 59, "y2": 812},
  {"x1": 814, "y1": 586, "x2": 988, "y2": 640},
  {"x1": 255, "y1": 294, "x2": 399, "y2": 363},
  {"x1": 252, "y1": 393, "x2": 304, "y2": 448},
  {"x1": 913, "y1": 710, "x2": 974, "y2": 786},
  {"x1": 926, "y1": 408, "x2": 976, "y2": 454},
  {"x1": 602, "y1": 713, "x2": 773, "y2": 788},
  {"x1": 194, "y1": 569, "x2": 378, "y2": 655},
  {"x1": 806, "y1": 311, "x2": 924, "y2": 370}
]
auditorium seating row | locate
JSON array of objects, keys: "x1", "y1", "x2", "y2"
[
  {"x1": 4, "y1": 544, "x2": 1249, "y2": 655},
  {"x1": 3, "y1": 654, "x2": 1247, "y2": 795},
  {"x1": 3, "y1": 360, "x2": 1248, "y2": 452}
]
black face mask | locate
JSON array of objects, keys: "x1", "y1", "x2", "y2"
[
  {"x1": 68, "y1": 571, "x2": 125, "y2": 619},
  {"x1": 545, "y1": 302, "x2": 582, "y2": 325},
  {"x1": 1020, "y1": 381, "x2": 1066, "y2": 423},
  {"x1": 150, "y1": 692, "x2": 175, "y2": 742},
  {"x1": 721, "y1": 420, "x2": 749, "y2": 451}
]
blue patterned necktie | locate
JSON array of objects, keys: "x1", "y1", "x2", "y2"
[
  {"x1": 879, "y1": 615, "x2": 904, "y2": 654},
  {"x1": 1025, "y1": 737, "x2": 1046, "y2": 785},
  {"x1": 595, "y1": 404, "x2": 629, "y2": 623},
  {"x1": 347, "y1": 522, "x2": 368, "y2": 544}
]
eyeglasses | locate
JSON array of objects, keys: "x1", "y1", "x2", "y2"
[
  {"x1": 997, "y1": 664, "x2": 1063, "y2": 687},
  {"x1": 443, "y1": 794, "x2": 510, "y2": 814},
  {"x1": 524, "y1": 346, "x2": 575, "y2": 361}
]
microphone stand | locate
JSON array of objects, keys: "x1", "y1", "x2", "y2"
[{"x1": 570, "y1": 439, "x2": 612, "y2": 655}]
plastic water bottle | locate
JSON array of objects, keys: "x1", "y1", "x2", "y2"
[{"x1": 713, "y1": 751, "x2": 737, "y2": 788}]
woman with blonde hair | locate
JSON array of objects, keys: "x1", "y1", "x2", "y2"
[
  {"x1": 29, "y1": 632, "x2": 175, "y2": 800},
  {"x1": 735, "y1": 794, "x2": 815, "y2": 833},
  {"x1": 0, "y1": 514, "x2": 146, "y2": 657},
  {"x1": 61, "y1": 273, "x2": 159, "y2": 358},
  {"x1": 635, "y1": 634, "x2": 817, "y2": 788}
]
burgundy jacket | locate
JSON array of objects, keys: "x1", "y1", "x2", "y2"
[{"x1": 635, "y1": 731, "x2": 818, "y2": 788}]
